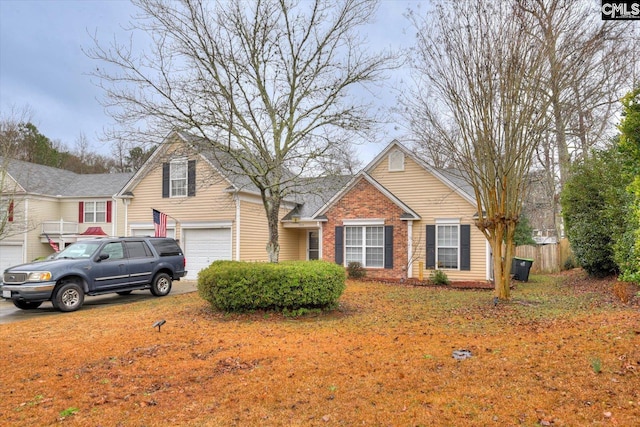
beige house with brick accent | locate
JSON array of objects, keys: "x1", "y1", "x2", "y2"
[
  {"x1": 118, "y1": 132, "x2": 490, "y2": 282},
  {"x1": 3, "y1": 133, "x2": 491, "y2": 283},
  {"x1": 310, "y1": 141, "x2": 491, "y2": 282}
]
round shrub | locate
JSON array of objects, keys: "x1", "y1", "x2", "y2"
[
  {"x1": 347, "y1": 261, "x2": 366, "y2": 279},
  {"x1": 198, "y1": 260, "x2": 346, "y2": 312}
]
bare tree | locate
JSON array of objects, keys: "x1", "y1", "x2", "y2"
[
  {"x1": 520, "y1": 0, "x2": 637, "y2": 237},
  {"x1": 88, "y1": 0, "x2": 393, "y2": 262},
  {"x1": 405, "y1": 1, "x2": 551, "y2": 299},
  {"x1": 1, "y1": 112, "x2": 38, "y2": 240}
]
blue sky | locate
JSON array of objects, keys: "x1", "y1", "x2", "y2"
[{"x1": 0, "y1": 0, "x2": 417, "y2": 163}]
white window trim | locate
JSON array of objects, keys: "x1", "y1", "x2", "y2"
[
  {"x1": 345, "y1": 224, "x2": 385, "y2": 268},
  {"x1": 170, "y1": 158, "x2": 188, "y2": 198},
  {"x1": 436, "y1": 218, "x2": 461, "y2": 224},
  {"x1": 388, "y1": 149, "x2": 405, "y2": 172},
  {"x1": 84, "y1": 201, "x2": 107, "y2": 223},
  {"x1": 435, "y1": 222, "x2": 460, "y2": 270},
  {"x1": 343, "y1": 218, "x2": 385, "y2": 226}
]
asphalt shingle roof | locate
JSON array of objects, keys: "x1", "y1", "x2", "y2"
[{"x1": 3, "y1": 158, "x2": 133, "y2": 197}]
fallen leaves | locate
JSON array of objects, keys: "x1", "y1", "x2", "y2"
[{"x1": 0, "y1": 271, "x2": 639, "y2": 425}]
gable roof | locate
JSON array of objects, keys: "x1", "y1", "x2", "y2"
[
  {"x1": 2, "y1": 157, "x2": 132, "y2": 198},
  {"x1": 281, "y1": 174, "x2": 353, "y2": 221},
  {"x1": 311, "y1": 172, "x2": 421, "y2": 221},
  {"x1": 118, "y1": 131, "x2": 266, "y2": 197},
  {"x1": 117, "y1": 131, "x2": 335, "y2": 207},
  {"x1": 364, "y1": 140, "x2": 477, "y2": 205}
]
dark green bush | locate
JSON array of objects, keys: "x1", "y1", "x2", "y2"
[
  {"x1": 347, "y1": 261, "x2": 366, "y2": 279},
  {"x1": 561, "y1": 146, "x2": 631, "y2": 278},
  {"x1": 429, "y1": 269, "x2": 450, "y2": 286},
  {"x1": 197, "y1": 260, "x2": 346, "y2": 312}
]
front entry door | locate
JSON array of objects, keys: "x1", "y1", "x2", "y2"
[{"x1": 308, "y1": 231, "x2": 319, "y2": 260}]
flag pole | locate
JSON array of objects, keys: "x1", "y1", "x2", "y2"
[{"x1": 151, "y1": 208, "x2": 180, "y2": 226}]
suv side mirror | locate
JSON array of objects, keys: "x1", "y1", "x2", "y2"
[{"x1": 97, "y1": 253, "x2": 110, "y2": 261}]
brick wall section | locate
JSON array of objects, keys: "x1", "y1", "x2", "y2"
[{"x1": 322, "y1": 177, "x2": 408, "y2": 280}]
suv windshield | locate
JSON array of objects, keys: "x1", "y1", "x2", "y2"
[{"x1": 55, "y1": 242, "x2": 102, "y2": 259}]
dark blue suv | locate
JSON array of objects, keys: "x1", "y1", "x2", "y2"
[{"x1": 1, "y1": 237, "x2": 187, "y2": 312}]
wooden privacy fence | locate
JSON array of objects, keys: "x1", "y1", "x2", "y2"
[{"x1": 514, "y1": 239, "x2": 572, "y2": 274}]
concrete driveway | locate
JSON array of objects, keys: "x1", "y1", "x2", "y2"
[{"x1": 0, "y1": 280, "x2": 197, "y2": 325}]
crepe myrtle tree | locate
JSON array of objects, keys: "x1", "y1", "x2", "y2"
[
  {"x1": 404, "y1": 1, "x2": 552, "y2": 299},
  {"x1": 88, "y1": 0, "x2": 394, "y2": 262}
]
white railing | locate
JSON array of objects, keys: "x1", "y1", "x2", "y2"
[{"x1": 42, "y1": 220, "x2": 78, "y2": 235}]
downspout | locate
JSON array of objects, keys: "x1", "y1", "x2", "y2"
[
  {"x1": 111, "y1": 196, "x2": 117, "y2": 236},
  {"x1": 234, "y1": 193, "x2": 241, "y2": 261},
  {"x1": 122, "y1": 198, "x2": 130, "y2": 237},
  {"x1": 23, "y1": 198, "x2": 29, "y2": 262},
  {"x1": 317, "y1": 221, "x2": 323, "y2": 260},
  {"x1": 407, "y1": 220, "x2": 413, "y2": 279}
]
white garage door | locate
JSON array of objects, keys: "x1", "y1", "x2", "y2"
[
  {"x1": 131, "y1": 228, "x2": 175, "y2": 238},
  {"x1": 182, "y1": 228, "x2": 231, "y2": 280},
  {"x1": 0, "y1": 244, "x2": 24, "y2": 273}
]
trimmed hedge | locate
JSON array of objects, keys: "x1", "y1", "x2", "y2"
[{"x1": 197, "y1": 260, "x2": 346, "y2": 312}]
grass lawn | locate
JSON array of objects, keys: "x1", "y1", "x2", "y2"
[{"x1": 1, "y1": 270, "x2": 639, "y2": 426}]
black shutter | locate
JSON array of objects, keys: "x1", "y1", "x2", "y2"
[
  {"x1": 188, "y1": 160, "x2": 196, "y2": 196},
  {"x1": 426, "y1": 225, "x2": 436, "y2": 269},
  {"x1": 162, "y1": 163, "x2": 170, "y2": 198},
  {"x1": 460, "y1": 224, "x2": 471, "y2": 271},
  {"x1": 384, "y1": 225, "x2": 393, "y2": 269},
  {"x1": 335, "y1": 226, "x2": 344, "y2": 265}
]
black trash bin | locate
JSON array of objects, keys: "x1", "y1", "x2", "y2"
[{"x1": 511, "y1": 257, "x2": 534, "y2": 282}]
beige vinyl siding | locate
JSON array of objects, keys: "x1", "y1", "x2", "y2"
[
  {"x1": 112, "y1": 199, "x2": 127, "y2": 236},
  {"x1": 126, "y1": 155, "x2": 236, "y2": 244},
  {"x1": 237, "y1": 199, "x2": 301, "y2": 262},
  {"x1": 59, "y1": 198, "x2": 125, "y2": 237},
  {"x1": 24, "y1": 197, "x2": 62, "y2": 260},
  {"x1": 238, "y1": 200, "x2": 270, "y2": 261},
  {"x1": 293, "y1": 230, "x2": 309, "y2": 260},
  {"x1": 370, "y1": 156, "x2": 487, "y2": 281},
  {"x1": 278, "y1": 225, "x2": 301, "y2": 261}
]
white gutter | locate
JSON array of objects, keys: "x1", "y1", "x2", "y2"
[
  {"x1": 407, "y1": 221, "x2": 413, "y2": 279},
  {"x1": 234, "y1": 193, "x2": 241, "y2": 260}
]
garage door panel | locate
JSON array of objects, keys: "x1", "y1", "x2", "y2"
[
  {"x1": 0, "y1": 245, "x2": 23, "y2": 273},
  {"x1": 183, "y1": 228, "x2": 231, "y2": 280}
]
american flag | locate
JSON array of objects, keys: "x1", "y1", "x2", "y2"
[
  {"x1": 153, "y1": 209, "x2": 167, "y2": 238},
  {"x1": 44, "y1": 232, "x2": 60, "y2": 252}
]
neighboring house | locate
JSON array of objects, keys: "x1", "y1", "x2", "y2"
[
  {"x1": 0, "y1": 158, "x2": 132, "y2": 273},
  {"x1": 117, "y1": 132, "x2": 491, "y2": 282}
]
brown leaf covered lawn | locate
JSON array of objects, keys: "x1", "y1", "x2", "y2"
[{"x1": 1, "y1": 270, "x2": 639, "y2": 426}]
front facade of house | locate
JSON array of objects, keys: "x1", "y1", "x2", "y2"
[
  {"x1": 311, "y1": 143, "x2": 490, "y2": 282},
  {"x1": 2, "y1": 134, "x2": 491, "y2": 284}
]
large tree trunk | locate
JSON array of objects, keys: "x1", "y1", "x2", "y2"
[
  {"x1": 263, "y1": 194, "x2": 281, "y2": 263},
  {"x1": 486, "y1": 221, "x2": 511, "y2": 300}
]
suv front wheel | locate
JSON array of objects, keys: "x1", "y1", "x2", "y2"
[
  {"x1": 150, "y1": 273, "x2": 172, "y2": 297},
  {"x1": 53, "y1": 281, "x2": 85, "y2": 312}
]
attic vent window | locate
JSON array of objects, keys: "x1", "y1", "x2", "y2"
[{"x1": 388, "y1": 150, "x2": 404, "y2": 172}]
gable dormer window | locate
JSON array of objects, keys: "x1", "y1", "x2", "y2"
[
  {"x1": 388, "y1": 149, "x2": 404, "y2": 172},
  {"x1": 162, "y1": 159, "x2": 196, "y2": 198},
  {"x1": 170, "y1": 159, "x2": 188, "y2": 197}
]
